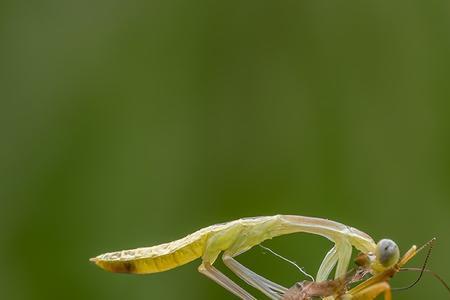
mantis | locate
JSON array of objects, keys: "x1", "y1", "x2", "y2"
[{"x1": 90, "y1": 215, "x2": 438, "y2": 299}]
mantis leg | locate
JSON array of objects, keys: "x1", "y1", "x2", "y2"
[
  {"x1": 198, "y1": 262, "x2": 257, "y2": 300},
  {"x1": 349, "y1": 282, "x2": 391, "y2": 300},
  {"x1": 316, "y1": 245, "x2": 338, "y2": 282},
  {"x1": 223, "y1": 253, "x2": 288, "y2": 300},
  {"x1": 335, "y1": 239, "x2": 352, "y2": 279}
]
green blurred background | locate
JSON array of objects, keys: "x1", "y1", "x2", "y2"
[{"x1": 1, "y1": 0, "x2": 449, "y2": 299}]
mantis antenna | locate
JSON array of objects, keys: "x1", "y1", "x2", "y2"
[
  {"x1": 259, "y1": 244, "x2": 315, "y2": 282},
  {"x1": 393, "y1": 238, "x2": 435, "y2": 292},
  {"x1": 399, "y1": 268, "x2": 450, "y2": 294}
]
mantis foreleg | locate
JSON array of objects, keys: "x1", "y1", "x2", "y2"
[
  {"x1": 335, "y1": 239, "x2": 352, "y2": 279},
  {"x1": 316, "y1": 246, "x2": 338, "y2": 282}
]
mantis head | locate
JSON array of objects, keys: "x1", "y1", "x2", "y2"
[{"x1": 370, "y1": 239, "x2": 400, "y2": 274}]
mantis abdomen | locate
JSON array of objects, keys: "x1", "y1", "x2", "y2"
[{"x1": 91, "y1": 229, "x2": 209, "y2": 274}]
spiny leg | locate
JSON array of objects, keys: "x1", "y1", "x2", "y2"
[
  {"x1": 223, "y1": 253, "x2": 288, "y2": 300},
  {"x1": 198, "y1": 262, "x2": 257, "y2": 300},
  {"x1": 350, "y1": 282, "x2": 392, "y2": 300},
  {"x1": 316, "y1": 245, "x2": 338, "y2": 282},
  {"x1": 335, "y1": 240, "x2": 352, "y2": 279},
  {"x1": 327, "y1": 241, "x2": 353, "y2": 300}
]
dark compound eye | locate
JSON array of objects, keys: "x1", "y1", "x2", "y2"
[{"x1": 375, "y1": 239, "x2": 400, "y2": 268}]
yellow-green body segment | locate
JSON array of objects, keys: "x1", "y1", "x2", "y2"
[{"x1": 91, "y1": 215, "x2": 376, "y2": 280}]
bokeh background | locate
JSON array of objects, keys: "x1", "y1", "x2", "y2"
[{"x1": 1, "y1": 1, "x2": 449, "y2": 299}]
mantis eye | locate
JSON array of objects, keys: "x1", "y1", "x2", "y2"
[{"x1": 375, "y1": 239, "x2": 400, "y2": 268}]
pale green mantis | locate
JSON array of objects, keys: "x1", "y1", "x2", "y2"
[{"x1": 90, "y1": 215, "x2": 434, "y2": 299}]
